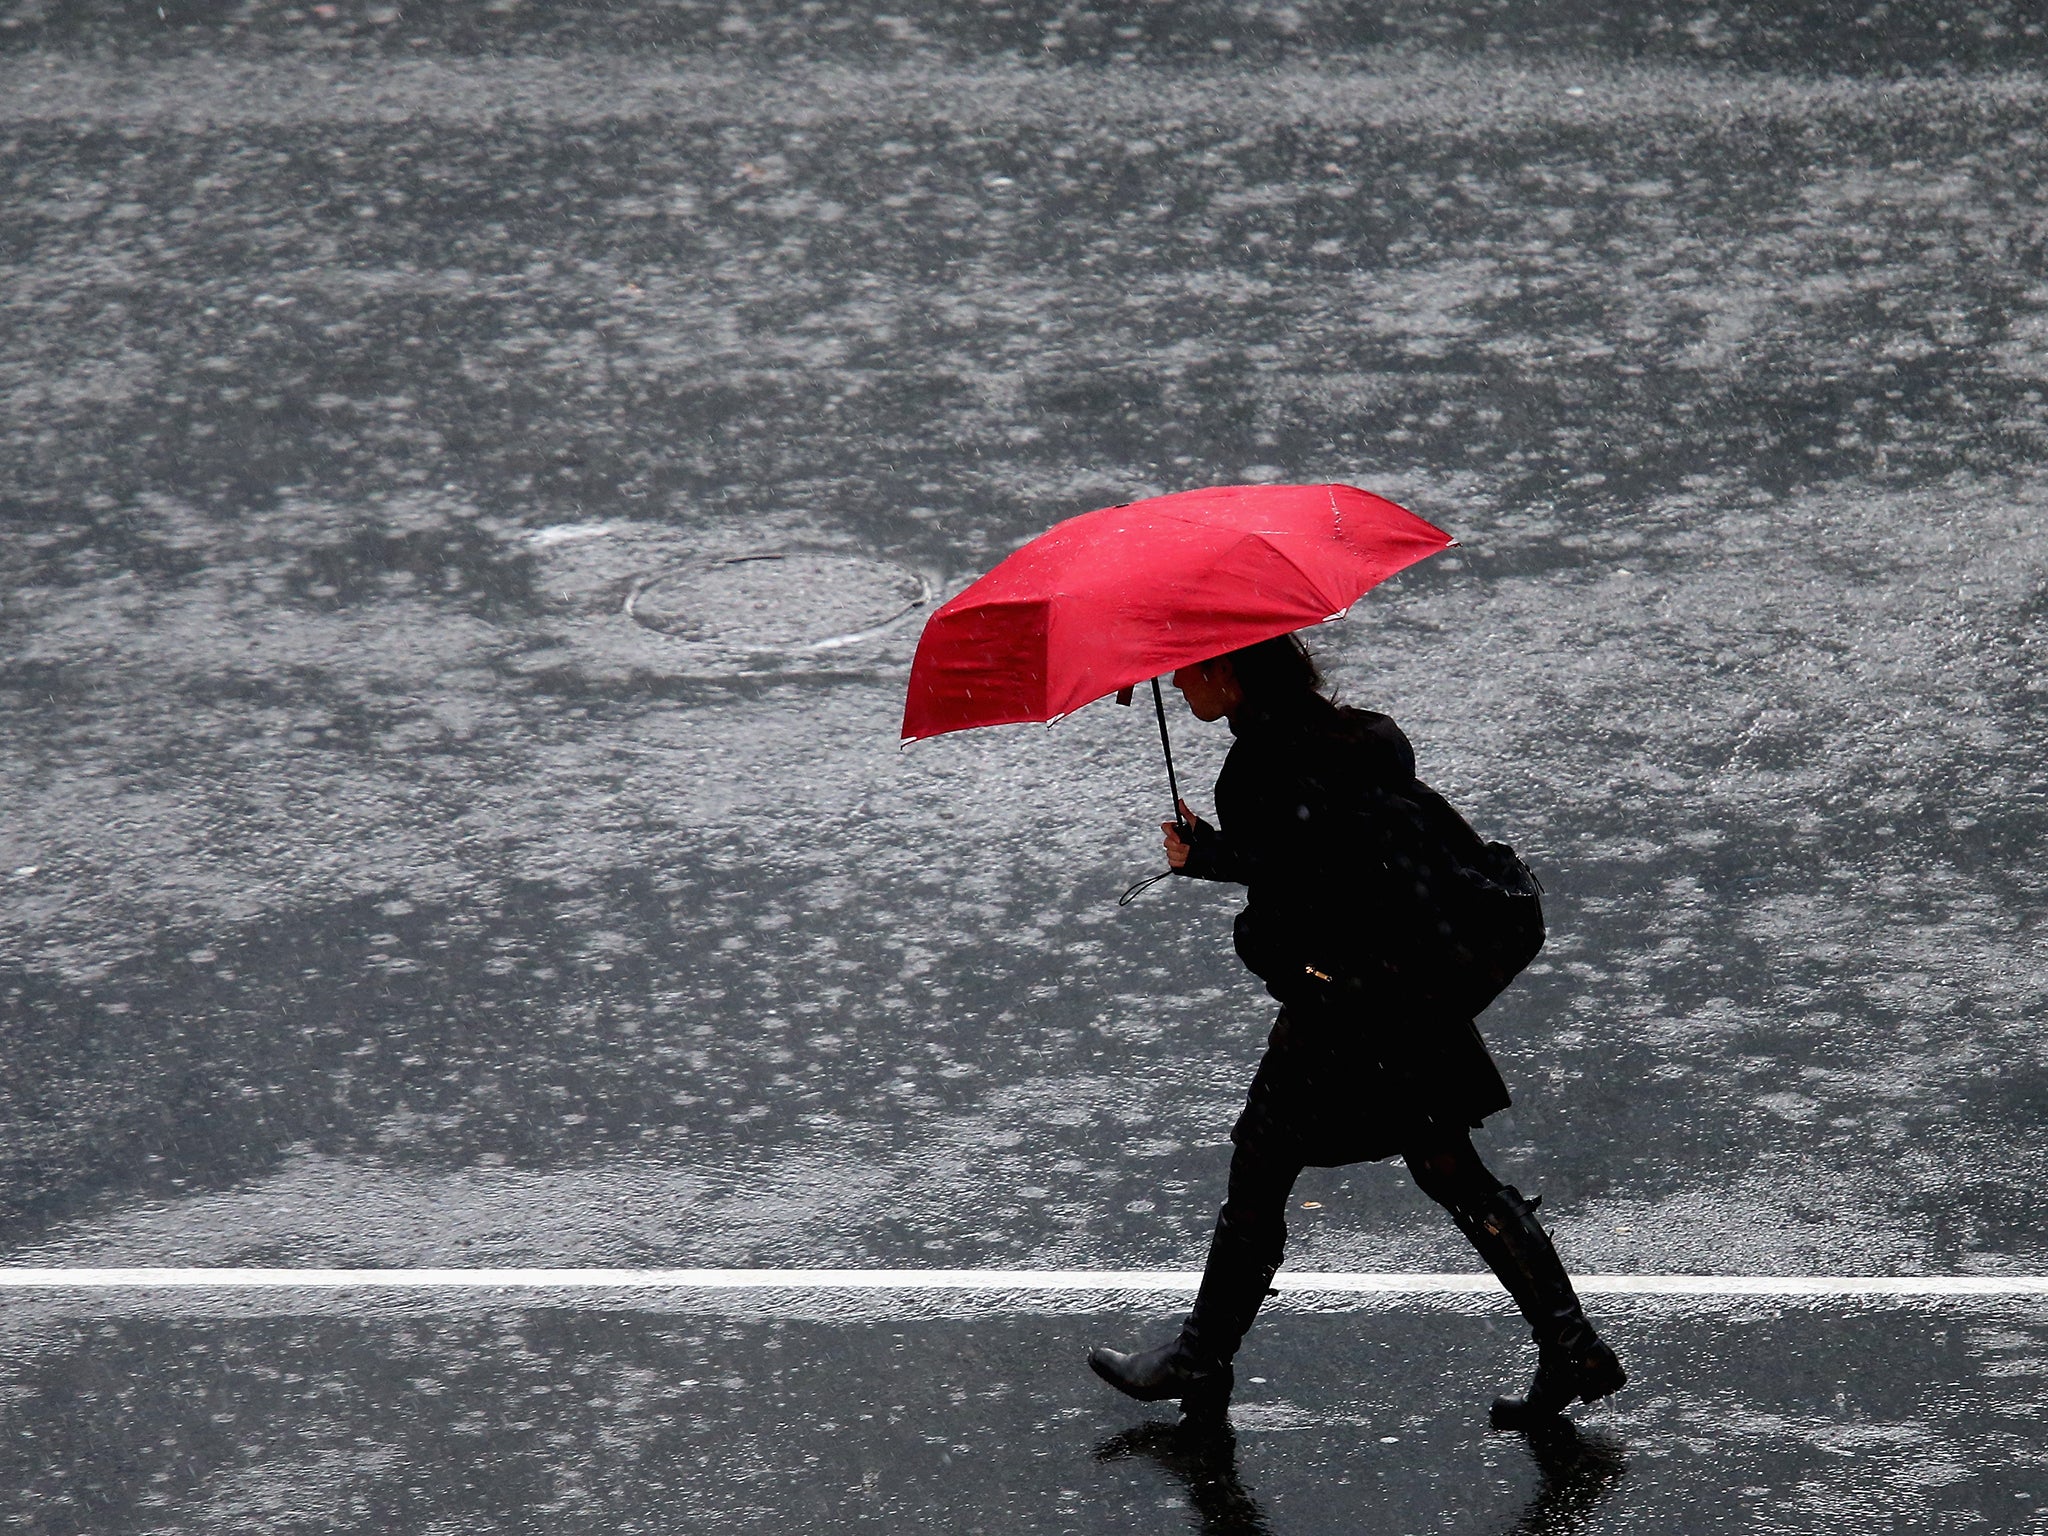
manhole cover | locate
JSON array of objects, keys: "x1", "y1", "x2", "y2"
[{"x1": 626, "y1": 552, "x2": 929, "y2": 650}]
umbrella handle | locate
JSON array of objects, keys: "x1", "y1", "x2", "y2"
[{"x1": 1151, "y1": 677, "x2": 1188, "y2": 836}]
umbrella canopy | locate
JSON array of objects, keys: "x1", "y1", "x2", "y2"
[{"x1": 901, "y1": 483, "x2": 1452, "y2": 742}]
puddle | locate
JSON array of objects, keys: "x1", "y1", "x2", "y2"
[{"x1": 626, "y1": 552, "x2": 930, "y2": 653}]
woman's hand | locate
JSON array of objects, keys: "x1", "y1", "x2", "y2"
[{"x1": 1161, "y1": 799, "x2": 1208, "y2": 869}]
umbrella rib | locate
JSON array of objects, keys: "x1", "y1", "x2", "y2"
[
  {"x1": 1210, "y1": 528, "x2": 1346, "y2": 620},
  {"x1": 1051, "y1": 530, "x2": 1343, "y2": 708}
]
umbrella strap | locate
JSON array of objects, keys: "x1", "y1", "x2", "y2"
[{"x1": 1118, "y1": 869, "x2": 1173, "y2": 907}]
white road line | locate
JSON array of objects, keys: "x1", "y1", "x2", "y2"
[
  {"x1": 0, "y1": 1269, "x2": 2043, "y2": 1297},
  {"x1": 4, "y1": 58, "x2": 2047, "y2": 134}
]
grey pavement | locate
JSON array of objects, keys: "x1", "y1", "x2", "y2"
[{"x1": 4, "y1": 4, "x2": 2048, "y2": 1531}]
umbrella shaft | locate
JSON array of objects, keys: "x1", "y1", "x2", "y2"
[{"x1": 1151, "y1": 678, "x2": 1187, "y2": 834}]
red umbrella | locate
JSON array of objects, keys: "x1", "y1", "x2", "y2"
[
  {"x1": 902, "y1": 482, "x2": 1453, "y2": 830},
  {"x1": 903, "y1": 482, "x2": 1450, "y2": 732}
]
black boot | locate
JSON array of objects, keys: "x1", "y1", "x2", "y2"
[
  {"x1": 1090, "y1": 1191, "x2": 1283, "y2": 1427},
  {"x1": 1447, "y1": 1185, "x2": 1627, "y2": 1425},
  {"x1": 1088, "y1": 1337, "x2": 1234, "y2": 1426},
  {"x1": 1490, "y1": 1316, "x2": 1628, "y2": 1427}
]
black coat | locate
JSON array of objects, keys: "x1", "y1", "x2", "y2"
[{"x1": 1177, "y1": 693, "x2": 1513, "y2": 1166}]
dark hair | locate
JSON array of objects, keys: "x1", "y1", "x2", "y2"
[{"x1": 1223, "y1": 632, "x2": 1324, "y2": 703}]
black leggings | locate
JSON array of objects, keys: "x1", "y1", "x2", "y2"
[
  {"x1": 1183, "y1": 1131, "x2": 1521, "y2": 1361},
  {"x1": 1215, "y1": 1131, "x2": 1506, "y2": 1274}
]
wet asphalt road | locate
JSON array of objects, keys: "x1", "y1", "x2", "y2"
[
  {"x1": 4, "y1": 3, "x2": 2048, "y2": 1531},
  {"x1": 5, "y1": 1294, "x2": 2048, "y2": 1533}
]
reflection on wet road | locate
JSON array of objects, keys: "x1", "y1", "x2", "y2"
[{"x1": 3, "y1": 3, "x2": 2047, "y2": 1530}]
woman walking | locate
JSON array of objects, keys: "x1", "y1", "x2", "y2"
[{"x1": 1088, "y1": 633, "x2": 1626, "y2": 1428}]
